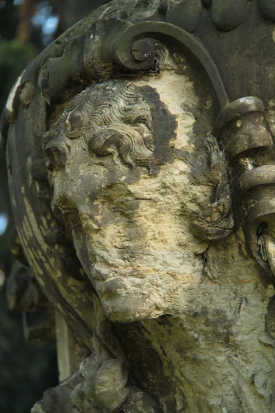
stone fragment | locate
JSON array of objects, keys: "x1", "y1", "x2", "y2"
[
  {"x1": 93, "y1": 359, "x2": 129, "y2": 410},
  {"x1": 121, "y1": 387, "x2": 159, "y2": 413}
]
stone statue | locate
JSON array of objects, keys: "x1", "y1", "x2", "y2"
[{"x1": 2, "y1": 1, "x2": 275, "y2": 412}]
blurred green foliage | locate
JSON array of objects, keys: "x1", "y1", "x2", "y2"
[
  {"x1": 0, "y1": 4, "x2": 57, "y2": 413},
  {"x1": 0, "y1": 292, "x2": 58, "y2": 413},
  {"x1": 0, "y1": 0, "x2": 18, "y2": 40},
  {"x1": 0, "y1": 39, "x2": 37, "y2": 115}
]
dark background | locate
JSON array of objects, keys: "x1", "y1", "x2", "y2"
[{"x1": 0, "y1": 1, "x2": 109, "y2": 412}]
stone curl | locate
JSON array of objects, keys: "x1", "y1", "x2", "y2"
[{"x1": 44, "y1": 82, "x2": 154, "y2": 169}]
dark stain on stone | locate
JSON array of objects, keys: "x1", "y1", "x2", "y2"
[
  {"x1": 158, "y1": 0, "x2": 168, "y2": 18},
  {"x1": 266, "y1": 295, "x2": 275, "y2": 339},
  {"x1": 112, "y1": 321, "x2": 174, "y2": 405},
  {"x1": 156, "y1": 314, "x2": 173, "y2": 326},
  {"x1": 139, "y1": 85, "x2": 177, "y2": 168},
  {"x1": 202, "y1": 0, "x2": 212, "y2": 9},
  {"x1": 258, "y1": 0, "x2": 275, "y2": 22}
]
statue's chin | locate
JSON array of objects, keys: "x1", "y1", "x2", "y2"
[
  {"x1": 86, "y1": 256, "x2": 203, "y2": 322},
  {"x1": 94, "y1": 277, "x2": 171, "y2": 323},
  {"x1": 100, "y1": 296, "x2": 168, "y2": 323}
]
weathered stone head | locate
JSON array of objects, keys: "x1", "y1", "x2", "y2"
[
  {"x1": 4, "y1": 0, "x2": 275, "y2": 331},
  {"x1": 4, "y1": 1, "x2": 275, "y2": 411},
  {"x1": 42, "y1": 63, "x2": 235, "y2": 322}
]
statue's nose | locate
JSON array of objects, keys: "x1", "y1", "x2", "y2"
[{"x1": 45, "y1": 138, "x2": 69, "y2": 169}]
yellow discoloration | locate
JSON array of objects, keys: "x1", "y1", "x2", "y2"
[
  {"x1": 35, "y1": 182, "x2": 40, "y2": 192},
  {"x1": 42, "y1": 217, "x2": 48, "y2": 229},
  {"x1": 55, "y1": 269, "x2": 63, "y2": 279},
  {"x1": 11, "y1": 196, "x2": 16, "y2": 207},
  {"x1": 18, "y1": 229, "x2": 45, "y2": 282},
  {"x1": 21, "y1": 194, "x2": 95, "y2": 334},
  {"x1": 134, "y1": 66, "x2": 198, "y2": 151},
  {"x1": 24, "y1": 199, "x2": 48, "y2": 254},
  {"x1": 27, "y1": 157, "x2": 32, "y2": 186}
]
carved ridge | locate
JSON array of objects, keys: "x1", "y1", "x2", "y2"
[
  {"x1": 216, "y1": 98, "x2": 275, "y2": 273},
  {"x1": 104, "y1": 20, "x2": 229, "y2": 109}
]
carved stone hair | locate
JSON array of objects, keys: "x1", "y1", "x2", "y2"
[
  {"x1": 44, "y1": 81, "x2": 154, "y2": 169},
  {"x1": 43, "y1": 77, "x2": 234, "y2": 243}
]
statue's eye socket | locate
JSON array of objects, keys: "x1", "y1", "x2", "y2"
[{"x1": 66, "y1": 111, "x2": 83, "y2": 138}]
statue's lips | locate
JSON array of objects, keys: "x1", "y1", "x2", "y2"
[
  {"x1": 93, "y1": 275, "x2": 174, "y2": 322},
  {"x1": 94, "y1": 277, "x2": 136, "y2": 298},
  {"x1": 94, "y1": 271, "x2": 194, "y2": 296},
  {"x1": 94, "y1": 275, "x2": 159, "y2": 301}
]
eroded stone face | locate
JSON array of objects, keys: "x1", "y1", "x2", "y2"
[{"x1": 45, "y1": 67, "x2": 231, "y2": 322}]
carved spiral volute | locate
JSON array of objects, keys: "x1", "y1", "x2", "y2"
[{"x1": 217, "y1": 98, "x2": 275, "y2": 273}]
